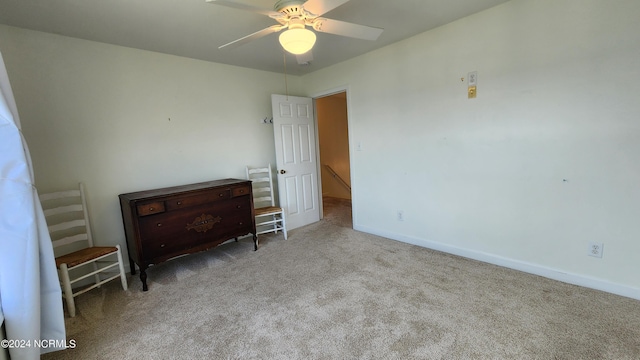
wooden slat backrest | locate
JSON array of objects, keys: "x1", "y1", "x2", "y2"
[
  {"x1": 39, "y1": 189, "x2": 80, "y2": 202},
  {"x1": 39, "y1": 183, "x2": 94, "y2": 250},
  {"x1": 246, "y1": 164, "x2": 276, "y2": 208}
]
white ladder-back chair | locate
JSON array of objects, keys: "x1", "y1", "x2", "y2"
[
  {"x1": 39, "y1": 183, "x2": 127, "y2": 317},
  {"x1": 246, "y1": 164, "x2": 287, "y2": 241}
]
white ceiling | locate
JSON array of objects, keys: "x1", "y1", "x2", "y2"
[{"x1": 0, "y1": 0, "x2": 510, "y2": 76}]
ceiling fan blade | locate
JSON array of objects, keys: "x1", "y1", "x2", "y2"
[
  {"x1": 205, "y1": 0, "x2": 279, "y2": 16},
  {"x1": 302, "y1": 0, "x2": 350, "y2": 16},
  {"x1": 296, "y1": 50, "x2": 313, "y2": 65},
  {"x1": 219, "y1": 25, "x2": 285, "y2": 50},
  {"x1": 313, "y1": 19, "x2": 383, "y2": 41}
]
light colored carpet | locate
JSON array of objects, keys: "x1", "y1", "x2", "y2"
[{"x1": 43, "y1": 197, "x2": 640, "y2": 359}]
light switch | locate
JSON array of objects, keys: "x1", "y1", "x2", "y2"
[{"x1": 468, "y1": 86, "x2": 477, "y2": 99}]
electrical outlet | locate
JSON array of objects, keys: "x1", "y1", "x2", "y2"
[
  {"x1": 588, "y1": 242, "x2": 604, "y2": 258},
  {"x1": 397, "y1": 210, "x2": 404, "y2": 221},
  {"x1": 468, "y1": 71, "x2": 478, "y2": 86}
]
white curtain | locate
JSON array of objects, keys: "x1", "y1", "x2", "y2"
[{"x1": 0, "y1": 51, "x2": 66, "y2": 358}]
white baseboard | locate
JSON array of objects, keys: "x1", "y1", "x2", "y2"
[{"x1": 354, "y1": 224, "x2": 640, "y2": 301}]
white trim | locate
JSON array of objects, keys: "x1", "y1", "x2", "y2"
[
  {"x1": 354, "y1": 224, "x2": 640, "y2": 301},
  {"x1": 311, "y1": 84, "x2": 354, "y2": 225}
]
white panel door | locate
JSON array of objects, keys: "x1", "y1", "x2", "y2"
[{"x1": 272, "y1": 94, "x2": 320, "y2": 230}]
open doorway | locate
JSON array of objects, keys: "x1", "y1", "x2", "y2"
[{"x1": 315, "y1": 91, "x2": 352, "y2": 228}]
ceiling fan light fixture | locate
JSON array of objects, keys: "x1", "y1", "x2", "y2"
[{"x1": 279, "y1": 27, "x2": 316, "y2": 55}]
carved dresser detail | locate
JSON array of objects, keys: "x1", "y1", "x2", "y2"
[{"x1": 119, "y1": 179, "x2": 256, "y2": 291}]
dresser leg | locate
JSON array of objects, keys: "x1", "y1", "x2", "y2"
[
  {"x1": 130, "y1": 257, "x2": 136, "y2": 275},
  {"x1": 140, "y1": 267, "x2": 148, "y2": 291},
  {"x1": 253, "y1": 234, "x2": 258, "y2": 251}
]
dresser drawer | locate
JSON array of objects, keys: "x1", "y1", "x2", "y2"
[
  {"x1": 137, "y1": 201, "x2": 165, "y2": 216},
  {"x1": 165, "y1": 189, "x2": 231, "y2": 211},
  {"x1": 138, "y1": 197, "x2": 251, "y2": 254},
  {"x1": 232, "y1": 185, "x2": 251, "y2": 197}
]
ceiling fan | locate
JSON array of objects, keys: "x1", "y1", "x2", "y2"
[{"x1": 206, "y1": 0, "x2": 383, "y2": 61}]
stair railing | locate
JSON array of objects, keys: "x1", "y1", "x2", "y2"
[{"x1": 324, "y1": 164, "x2": 351, "y2": 192}]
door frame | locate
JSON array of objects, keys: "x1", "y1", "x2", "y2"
[{"x1": 311, "y1": 85, "x2": 353, "y2": 223}]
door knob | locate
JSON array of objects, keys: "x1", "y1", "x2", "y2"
[{"x1": 280, "y1": 169, "x2": 286, "y2": 174}]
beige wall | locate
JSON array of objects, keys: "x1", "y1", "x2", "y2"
[
  {"x1": 1, "y1": 0, "x2": 639, "y2": 299},
  {"x1": 317, "y1": 94, "x2": 351, "y2": 200},
  {"x1": 303, "y1": 0, "x2": 640, "y2": 299},
  {"x1": 0, "y1": 25, "x2": 304, "y2": 270}
]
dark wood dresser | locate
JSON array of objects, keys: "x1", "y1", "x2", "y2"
[{"x1": 119, "y1": 178, "x2": 256, "y2": 291}]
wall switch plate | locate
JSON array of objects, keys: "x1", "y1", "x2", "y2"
[
  {"x1": 468, "y1": 86, "x2": 477, "y2": 99},
  {"x1": 588, "y1": 242, "x2": 604, "y2": 258}
]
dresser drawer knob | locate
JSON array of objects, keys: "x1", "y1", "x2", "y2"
[
  {"x1": 157, "y1": 223, "x2": 162, "y2": 227},
  {"x1": 219, "y1": 193, "x2": 224, "y2": 197},
  {"x1": 177, "y1": 201, "x2": 182, "y2": 205},
  {"x1": 160, "y1": 244, "x2": 165, "y2": 248},
  {"x1": 239, "y1": 222, "x2": 243, "y2": 225},
  {"x1": 237, "y1": 205, "x2": 241, "y2": 209},
  {"x1": 149, "y1": 207, "x2": 154, "y2": 211}
]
